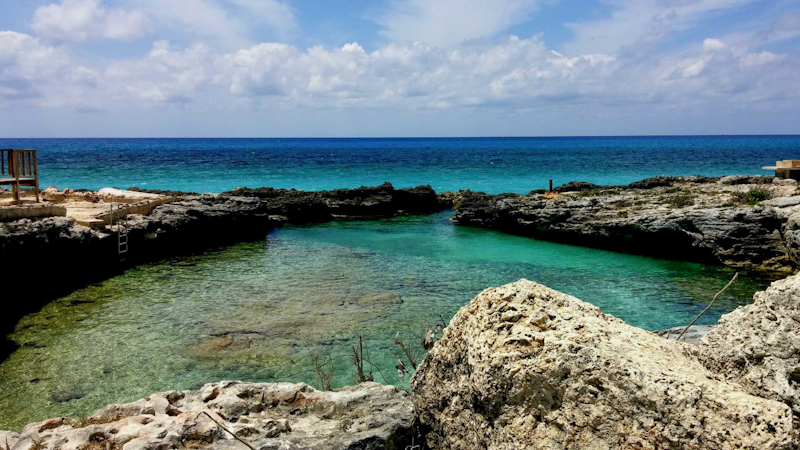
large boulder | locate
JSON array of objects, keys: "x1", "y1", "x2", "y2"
[
  {"x1": 411, "y1": 280, "x2": 794, "y2": 450},
  {"x1": 0, "y1": 381, "x2": 415, "y2": 450},
  {"x1": 701, "y1": 272, "x2": 800, "y2": 435}
]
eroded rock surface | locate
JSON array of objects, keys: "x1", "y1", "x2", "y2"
[
  {"x1": 0, "y1": 381, "x2": 415, "y2": 450},
  {"x1": 701, "y1": 272, "x2": 800, "y2": 437},
  {"x1": 658, "y1": 325, "x2": 713, "y2": 346},
  {"x1": 452, "y1": 176, "x2": 799, "y2": 274},
  {"x1": 411, "y1": 279, "x2": 794, "y2": 449}
]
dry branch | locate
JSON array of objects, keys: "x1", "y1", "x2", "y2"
[{"x1": 678, "y1": 272, "x2": 738, "y2": 342}]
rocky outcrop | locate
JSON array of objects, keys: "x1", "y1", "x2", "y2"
[
  {"x1": 701, "y1": 272, "x2": 800, "y2": 436},
  {"x1": 452, "y1": 176, "x2": 799, "y2": 274},
  {"x1": 411, "y1": 279, "x2": 795, "y2": 449},
  {"x1": 0, "y1": 381, "x2": 415, "y2": 450},
  {"x1": 224, "y1": 182, "x2": 446, "y2": 219}
]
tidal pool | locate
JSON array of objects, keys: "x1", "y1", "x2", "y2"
[{"x1": 0, "y1": 212, "x2": 769, "y2": 429}]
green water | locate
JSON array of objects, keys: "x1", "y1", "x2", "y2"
[{"x1": 0, "y1": 212, "x2": 769, "y2": 429}]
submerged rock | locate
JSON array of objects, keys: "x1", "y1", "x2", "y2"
[
  {"x1": 701, "y1": 272, "x2": 800, "y2": 435},
  {"x1": 0, "y1": 381, "x2": 415, "y2": 450},
  {"x1": 411, "y1": 279, "x2": 794, "y2": 449}
]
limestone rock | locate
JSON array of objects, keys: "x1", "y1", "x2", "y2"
[
  {"x1": 411, "y1": 279, "x2": 794, "y2": 450},
  {"x1": 701, "y1": 272, "x2": 800, "y2": 435},
  {"x1": 657, "y1": 325, "x2": 713, "y2": 346},
  {"x1": 452, "y1": 176, "x2": 800, "y2": 274},
  {"x1": 1, "y1": 381, "x2": 415, "y2": 450},
  {"x1": 718, "y1": 175, "x2": 773, "y2": 185}
]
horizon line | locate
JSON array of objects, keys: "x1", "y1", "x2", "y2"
[{"x1": 1, "y1": 134, "x2": 799, "y2": 140}]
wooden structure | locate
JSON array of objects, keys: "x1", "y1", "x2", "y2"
[
  {"x1": 763, "y1": 160, "x2": 800, "y2": 181},
  {"x1": 0, "y1": 149, "x2": 40, "y2": 203}
]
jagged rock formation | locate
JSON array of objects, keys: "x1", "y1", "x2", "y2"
[
  {"x1": 223, "y1": 182, "x2": 446, "y2": 219},
  {"x1": 701, "y1": 272, "x2": 800, "y2": 439},
  {"x1": 0, "y1": 381, "x2": 415, "y2": 450},
  {"x1": 451, "y1": 176, "x2": 799, "y2": 274},
  {"x1": 411, "y1": 279, "x2": 795, "y2": 450}
]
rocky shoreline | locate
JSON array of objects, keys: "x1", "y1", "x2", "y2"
[
  {"x1": 4, "y1": 175, "x2": 800, "y2": 448},
  {"x1": 449, "y1": 175, "x2": 800, "y2": 275},
  {"x1": 3, "y1": 274, "x2": 799, "y2": 449},
  {"x1": 0, "y1": 381, "x2": 417, "y2": 450},
  {"x1": 0, "y1": 183, "x2": 447, "y2": 355}
]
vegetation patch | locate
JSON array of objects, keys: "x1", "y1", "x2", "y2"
[
  {"x1": 665, "y1": 190, "x2": 695, "y2": 208},
  {"x1": 576, "y1": 189, "x2": 621, "y2": 198},
  {"x1": 732, "y1": 188, "x2": 772, "y2": 206}
]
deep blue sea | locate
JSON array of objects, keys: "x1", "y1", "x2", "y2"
[{"x1": 1, "y1": 136, "x2": 798, "y2": 193}]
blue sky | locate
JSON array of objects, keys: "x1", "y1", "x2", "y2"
[{"x1": 0, "y1": 0, "x2": 798, "y2": 137}]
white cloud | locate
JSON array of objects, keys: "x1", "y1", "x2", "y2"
[
  {"x1": 129, "y1": 0, "x2": 297, "y2": 50},
  {"x1": 1, "y1": 30, "x2": 797, "y2": 122},
  {"x1": 0, "y1": 31, "x2": 70, "y2": 98},
  {"x1": 101, "y1": 41, "x2": 220, "y2": 104},
  {"x1": 758, "y1": 11, "x2": 800, "y2": 44},
  {"x1": 378, "y1": 0, "x2": 540, "y2": 48},
  {"x1": 682, "y1": 59, "x2": 706, "y2": 77},
  {"x1": 32, "y1": 0, "x2": 151, "y2": 41},
  {"x1": 703, "y1": 38, "x2": 726, "y2": 51},
  {"x1": 131, "y1": 0, "x2": 249, "y2": 50},
  {"x1": 564, "y1": 0, "x2": 759, "y2": 54},
  {"x1": 226, "y1": 0, "x2": 297, "y2": 40},
  {"x1": 739, "y1": 51, "x2": 784, "y2": 67}
]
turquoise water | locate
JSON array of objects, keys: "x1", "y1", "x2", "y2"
[
  {"x1": 0, "y1": 213, "x2": 767, "y2": 429},
  {"x1": 0, "y1": 136, "x2": 798, "y2": 193}
]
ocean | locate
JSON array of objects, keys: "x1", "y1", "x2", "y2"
[
  {"x1": 1, "y1": 136, "x2": 798, "y2": 193},
  {"x1": 0, "y1": 136, "x2": 796, "y2": 429}
]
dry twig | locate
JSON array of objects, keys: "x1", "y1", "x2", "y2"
[
  {"x1": 351, "y1": 334, "x2": 374, "y2": 383},
  {"x1": 678, "y1": 272, "x2": 738, "y2": 342},
  {"x1": 309, "y1": 349, "x2": 335, "y2": 390},
  {"x1": 394, "y1": 332, "x2": 419, "y2": 369},
  {"x1": 202, "y1": 411, "x2": 256, "y2": 450}
]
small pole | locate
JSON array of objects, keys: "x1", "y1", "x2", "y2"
[{"x1": 549, "y1": 179, "x2": 553, "y2": 192}]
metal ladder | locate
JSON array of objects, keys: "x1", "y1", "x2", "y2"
[{"x1": 110, "y1": 203, "x2": 129, "y2": 257}]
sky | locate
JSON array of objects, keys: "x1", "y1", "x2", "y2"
[{"x1": 0, "y1": 0, "x2": 798, "y2": 137}]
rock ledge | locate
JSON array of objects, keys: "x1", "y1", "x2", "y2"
[{"x1": 0, "y1": 381, "x2": 415, "y2": 450}]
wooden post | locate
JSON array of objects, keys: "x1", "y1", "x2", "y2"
[
  {"x1": 12, "y1": 150, "x2": 20, "y2": 204},
  {"x1": 33, "y1": 150, "x2": 39, "y2": 202},
  {"x1": 549, "y1": 179, "x2": 553, "y2": 192}
]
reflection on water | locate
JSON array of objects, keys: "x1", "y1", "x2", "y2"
[{"x1": 0, "y1": 212, "x2": 769, "y2": 429}]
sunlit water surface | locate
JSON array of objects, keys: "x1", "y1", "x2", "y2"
[{"x1": 0, "y1": 212, "x2": 768, "y2": 429}]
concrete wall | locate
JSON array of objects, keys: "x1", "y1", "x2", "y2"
[{"x1": 0, "y1": 205, "x2": 67, "y2": 221}]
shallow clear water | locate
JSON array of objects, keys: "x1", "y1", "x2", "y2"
[
  {"x1": 0, "y1": 212, "x2": 768, "y2": 430},
  {"x1": 0, "y1": 136, "x2": 798, "y2": 193}
]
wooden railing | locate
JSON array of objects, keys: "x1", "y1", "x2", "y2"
[{"x1": 0, "y1": 149, "x2": 40, "y2": 203}]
